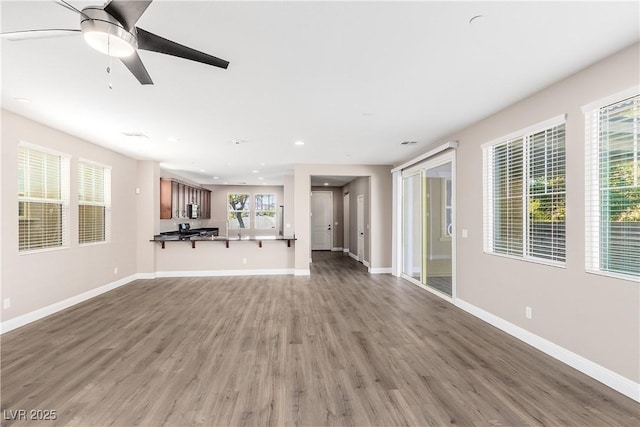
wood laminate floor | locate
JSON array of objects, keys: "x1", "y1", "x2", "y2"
[{"x1": 1, "y1": 252, "x2": 639, "y2": 426}]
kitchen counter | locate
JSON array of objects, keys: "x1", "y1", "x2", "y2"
[{"x1": 151, "y1": 233, "x2": 296, "y2": 248}]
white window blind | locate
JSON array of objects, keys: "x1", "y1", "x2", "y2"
[
  {"x1": 255, "y1": 193, "x2": 277, "y2": 229},
  {"x1": 585, "y1": 93, "x2": 639, "y2": 279},
  {"x1": 78, "y1": 160, "x2": 111, "y2": 244},
  {"x1": 18, "y1": 143, "x2": 69, "y2": 252},
  {"x1": 483, "y1": 118, "x2": 566, "y2": 264}
]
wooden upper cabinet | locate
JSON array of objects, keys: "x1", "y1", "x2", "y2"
[
  {"x1": 160, "y1": 179, "x2": 173, "y2": 219},
  {"x1": 159, "y1": 179, "x2": 212, "y2": 219}
]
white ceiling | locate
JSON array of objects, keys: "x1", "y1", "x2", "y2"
[{"x1": 2, "y1": 1, "x2": 639, "y2": 186}]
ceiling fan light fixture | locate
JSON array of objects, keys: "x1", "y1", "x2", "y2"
[
  {"x1": 83, "y1": 31, "x2": 135, "y2": 57},
  {"x1": 80, "y1": 7, "x2": 137, "y2": 57}
]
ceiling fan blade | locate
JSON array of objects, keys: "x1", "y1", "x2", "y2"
[
  {"x1": 104, "y1": 0, "x2": 153, "y2": 32},
  {"x1": 1, "y1": 29, "x2": 81, "y2": 41},
  {"x1": 120, "y1": 51, "x2": 153, "y2": 85},
  {"x1": 137, "y1": 27, "x2": 229, "y2": 70},
  {"x1": 54, "y1": 0, "x2": 82, "y2": 14}
]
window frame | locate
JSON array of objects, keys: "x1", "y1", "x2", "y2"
[
  {"x1": 583, "y1": 87, "x2": 640, "y2": 281},
  {"x1": 78, "y1": 158, "x2": 112, "y2": 246},
  {"x1": 482, "y1": 115, "x2": 567, "y2": 267},
  {"x1": 17, "y1": 141, "x2": 70, "y2": 254},
  {"x1": 227, "y1": 192, "x2": 251, "y2": 230}
]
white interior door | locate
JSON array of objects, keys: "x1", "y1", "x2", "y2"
[
  {"x1": 357, "y1": 194, "x2": 364, "y2": 262},
  {"x1": 343, "y1": 193, "x2": 350, "y2": 252},
  {"x1": 311, "y1": 191, "x2": 333, "y2": 250}
]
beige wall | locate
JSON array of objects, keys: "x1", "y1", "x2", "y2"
[
  {"x1": 155, "y1": 241, "x2": 294, "y2": 272},
  {"x1": 436, "y1": 43, "x2": 639, "y2": 382},
  {"x1": 1, "y1": 110, "x2": 139, "y2": 321},
  {"x1": 294, "y1": 165, "x2": 392, "y2": 273}
]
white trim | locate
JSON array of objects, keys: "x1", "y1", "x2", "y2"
[
  {"x1": 348, "y1": 252, "x2": 359, "y2": 261},
  {"x1": 369, "y1": 267, "x2": 392, "y2": 274},
  {"x1": 18, "y1": 140, "x2": 71, "y2": 158},
  {"x1": 391, "y1": 141, "x2": 458, "y2": 173},
  {"x1": 481, "y1": 114, "x2": 566, "y2": 149},
  {"x1": 294, "y1": 269, "x2": 310, "y2": 276},
  {"x1": 331, "y1": 247, "x2": 343, "y2": 252},
  {"x1": 581, "y1": 85, "x2": 640, "y2": 113},
  {"x1": 135, "y1": 272, "x2": 157, "y2": 280},
  {"x1": 343, "y1": 248, "x2": 349, "y2": 253},
  {"x1": 1, "y1": 273, "x2": 139, "y2": 334},
  {"x1": 156, "y1": 268, "x2": 294, "y2": 278},
  {"x1": 363, "y1": 260, "x2": 370, "y2": 268},
  {"x1": 455, "y1": 299, "x2": 640, "y2": 403}
]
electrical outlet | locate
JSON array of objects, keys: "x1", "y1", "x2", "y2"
[
  {"x1": 242, "y1": 258, "x2": 247, "y2": 265},
  {"x1": 525, "y1": 306, "x2": 532, "y2": 319},
  {"x1": 3, "y1": 298, "x2": 11, "y2": 309},
  {"x1": 114, "y1": 267, "x2": 118, "y2": 275},
  {"x1": 462, "y1": 229, "x2": 469, "y2": 238}
]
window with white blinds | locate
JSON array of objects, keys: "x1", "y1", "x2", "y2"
[
  {"x1": 584, "y1": 92, "x2": 639, "y2": 280},
  {"x1": 255, "y1": 193, "x2": 277, "y2": 229},
  {"x1": 78, "y1": 160, "x2": 111, "y2": 244},
  {"x1": 18, "y1": 143, "x2": 70, "y2": 252},
  {"x1": 483, "y1": 117, "x2": 566, "y2": 265}
]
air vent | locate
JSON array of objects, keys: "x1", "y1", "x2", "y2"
[
  {"x1": 401, "y1": 141, "x2": 417, "y2": 145},
  {"x1": 122, "y1": 132, "x2": 148, "y2": 138}
]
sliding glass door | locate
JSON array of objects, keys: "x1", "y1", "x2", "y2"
[
  {"x1": 402, "y1": 173, "x2": 422, "y2": 280},
  {"x1": 401, "y1": 153, "x2": 455, "y2": 299}
]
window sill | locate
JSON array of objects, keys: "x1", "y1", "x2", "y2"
[
  {"x1": 483, "y1": 251, "x2": 566, "y2": 269},
  {"x1": 19, "y1": 245, "x2": 69, "y2": 255},
  {"x1": 586, "y1": 269, "x2": 639, "y2": 283}
]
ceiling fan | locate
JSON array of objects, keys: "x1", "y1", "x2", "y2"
[{"x1": 1, "y1": 0, "x2": 229, "y2": 85}]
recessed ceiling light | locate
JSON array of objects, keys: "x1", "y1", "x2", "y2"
[
  {"x1": 259, "y1": 162, "x2": 266, "y2": 166},
  {"x1": 252, "y1": 170, "x2": 259, "y2": 173},
  {"x1": 14, "y1": 97, "x2": 31, "y2": 103},
  {"x1": 294, "y1": 141, "x2": 305, "y2": 146},
  {"x1": 324, "y1": 182, "x2": 329, "y2": 186},
  {"x1": 199, "y1": 169, "x2": 205, "y2": 172},
  {"x1": 262, "y1": 182, "x2": 268, "y2": 185},
  {"x1": 168, "y1": 137, "x2": 179, "y2": 143},
  {"x1": 223, "y1": 181, "x2": 228, "y2": 185},
  {"x1": 258, "y1": 177, "x2": 264, "y2": 180},
  {"x1": 213, "y1": 176, "x2": 220, "y2": 180},
  {"x1": 401, "y1": 141, "x2": 418, "y2": 145}
]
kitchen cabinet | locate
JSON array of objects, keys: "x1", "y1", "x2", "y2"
[{"x1": 159, "y1": 179, "x2": 211, "y2": 220}]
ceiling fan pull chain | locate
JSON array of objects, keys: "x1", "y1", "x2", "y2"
[{"x1": 107, "y1": 34, "x2": 113, "y2": 89}]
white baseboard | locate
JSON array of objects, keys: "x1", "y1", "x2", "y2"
[
  {"x1": 455, "y1": 298, "x2": 640, "y2": 403},
  {"x1": 343, "y1": 248, "x2": 349, "y2": 253},
  {"x1": 135, "y1": 272, "x2": 157, "y2": 280},
  {"x1": 348, "y1": 252, "x2": 359, "y2": 261},
  {"x1": 331, "y1": 247, "x2": 343, "y2": 252},
  {"x1": 369, "y1": 267, "x2": 392, "y2": 274},
  {"x1": 294, "y1": 269, "x2": 311, "y2": 276},
  {"x1": 1, "y1": 274, "x2": 139, "y2": 334},
  {"x1": 363, "y1": 260, "x2": 370, "y2": 268},
  {"x1": 156, "y1": 268, "x2": 295, "y2": 278}
]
